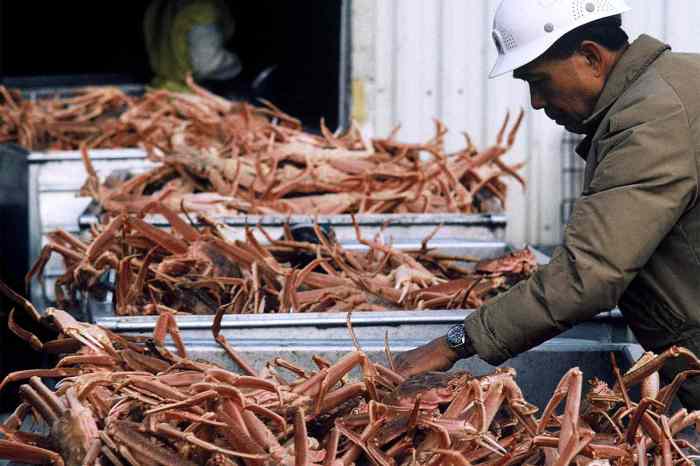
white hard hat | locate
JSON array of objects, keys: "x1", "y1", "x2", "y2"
[{"x1": 489, "y1": 0, "x2": 631, "y2": 78}]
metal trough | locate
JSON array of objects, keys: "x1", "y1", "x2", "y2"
[
  {"x1": 24, "y1": 148, "x2": 155, "y2": 309},
  {"x1": 123, "y1": 335, "x2": 634, "y2": 410}
]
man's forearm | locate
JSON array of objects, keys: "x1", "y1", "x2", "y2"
[
  {"x1": 393, "y1": 335, "x2": 466, "y2": 378},
  {"x1": 463, "y1": 245, "x2": 607, "y2": 366}
]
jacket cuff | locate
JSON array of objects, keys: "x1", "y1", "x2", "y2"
[{"x1": 464, "y1": 309, "x2": 512, "y2": 366}]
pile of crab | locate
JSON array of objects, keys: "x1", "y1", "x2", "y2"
[
  {"x1": 0, "y1": 77, "x2": 276, "y2": 151},
  {"x1": 0, "y1": 76, "x2": 525, "y2": 215},
  {"x1": 81, "y1": 101, "x2": 524, "y2": 216},
  {"x1": 1, "y1": 283, "x2": 699, "y2": 466},
  {"x1": 80, "y1": 76, "x2": 524, "y2": 216},
  {"x1": 29, "y1": 204, "x2": 536, "y2": 316},
  {"x1": 0, "y1": 86, "x2": 139, "y2": 150}
]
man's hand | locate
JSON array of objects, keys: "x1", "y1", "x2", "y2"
[{"x1": 393, "y1": 336, "x2": 462, "y2": 378}]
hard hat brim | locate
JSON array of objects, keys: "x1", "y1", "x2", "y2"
[{"x1": 488, "y1": 5, "x2": 631, "y2": 79}]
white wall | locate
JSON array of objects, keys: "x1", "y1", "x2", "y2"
[{"x1": 352, "y1": 0, "x2": 700, "y2": 245}]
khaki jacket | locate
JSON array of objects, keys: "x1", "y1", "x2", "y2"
[{"x1": 465, "y1": 35, "x2": 700, "y2": 407}]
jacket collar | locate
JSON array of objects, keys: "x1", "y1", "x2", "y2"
[{"x1": 575, "y1": 34, "x2": 671, "y2": 158}]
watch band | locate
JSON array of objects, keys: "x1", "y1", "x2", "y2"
[{"x1": 446, "y1": 324, "x2": 475, "y2": 359}]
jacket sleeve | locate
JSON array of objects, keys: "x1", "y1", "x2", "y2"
[{"x1": 465, "y1": 95, "x2": 698, "y2": 366}]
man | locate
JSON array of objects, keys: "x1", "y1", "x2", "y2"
[
  {"x1": 395, "y1": 0, "x2": 700, "y2": 409},
  {"x1": 144, "y1": 0, "x2": 242, "y2": 92}
]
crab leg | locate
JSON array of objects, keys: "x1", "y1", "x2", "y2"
[
  {"x1": 7, "y1": 308, "x2": 44, "y2": 352},
  {"x1": 626, "y1": 398, "x2": 665, "y2": 445},
  {"x1": 430, "y1": 449, "x2": 471, "y2": 466},
  {"x1": 559, "y1": 368, "x2": 582, "y2": 456},
  {"x1": 107, "y1": 421, "x2": 197, "y2": 466},
  {"x1": 245, "y1": 404, "x2": 288, "y2": 433},
  {"x1": 316, "y1": 382, "x2": 367, "y2": 415},
  {"x1": 126, "y1": 216, "x2": 188, "y2": 255},
  {"x1": 656, "y1": 369, "x2": 700, "y2": 412},
  {"x1": 0, "y1": 440, "x2": 65, "y2": 466},
  {"x1": 205, "y1": 368, "x2": 282, "y2": 404},
  {"x1": 85, "y1": 214, "x2": 127, "y2": 262},
  {"x1": 139, "y1": 202, "x2": 200, "y2": 242},
  {"x1": 212, "y1": 303, "x2": 258, "y2": 376},
  {"x1": 217, "y1": 402, "x2": 267, "y2": 466},
  {"x1": 82, "y1": 439, "x2": 102, "y2": 466},
  {"x1": 152, "y1": 311, "x2": 187, "y2": 358},
  {"x1": 291, "y1": 351, "x2": 378, "y2": 414},
  {"x1": 293, "y1": 407, "x2": 309, "y2": 466},
  {"x1": 144, "y1": 389, "x2": 218, "y2": 415},
  {"x1": 323, "y1": 428, "x2": 341, "y2": 466},
  {"x1": 1, "y1": 402, "x2": 32, "y2": 432},
  {"x1": 154, "y1": 423, "x2": 267, "y2": 461},
  {"x1": 0, "y1": 368, "x2": 82, "y2": 393},
  {"x1": 18, "y1": 384, "x2": 59, "y2": 426},
  {"x1": 621, "y1": 347, "x2": 700, "y2": 391}
]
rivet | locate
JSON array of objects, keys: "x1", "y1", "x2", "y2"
[
  {"x1": 586, "y1": 2, "x2": 596, "y2": 12},
  {"x1": 544, "y1": 23, "x2": 554, "y2": 33}
]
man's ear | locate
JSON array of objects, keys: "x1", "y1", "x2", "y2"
[{"x1": 578, "y1": 41, "x2": 605, "y2": 77}]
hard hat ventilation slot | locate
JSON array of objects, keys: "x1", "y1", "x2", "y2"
[
  {"x1": 572, "y1": 0, "x2": 616, "y2": 21},
  {"x1": 500, "y1": 30, "x2": 517, "y2": 50}
]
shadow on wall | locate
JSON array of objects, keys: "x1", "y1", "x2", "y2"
[{"x1": 560, "y1": 131, "x2": 586, "y2": 232}]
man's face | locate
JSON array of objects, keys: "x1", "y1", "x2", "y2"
[{"x1": 514, "y1": 52, "x2": 605, "y2": 134}]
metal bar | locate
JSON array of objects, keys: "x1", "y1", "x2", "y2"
[
  {"x1": 338, "y1": 0, "x2": 352, "y2": 131},
  {"x1": 27, "y1": 148, "x2": 148, "y2": 162},
  {"x1": 94, "y1": 309, "x2": 625, "y2": 332},
  {"x1": 79, "y1": 211, "x2": 507, "y2": 229},
  {"x1": 162, "y1": 338, "x2": 632, "y2": 354},
  {"x1": 78, "y1": 212, "x2": 508, "y2": 246}
]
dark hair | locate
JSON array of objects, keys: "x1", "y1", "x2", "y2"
[{"x1": 543, "y1": 15, "x2": 629, "y2": 60}]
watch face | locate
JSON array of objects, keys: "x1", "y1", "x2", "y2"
[{"x1": 446, "y1": 324, "x2": 465, "y2": 349}]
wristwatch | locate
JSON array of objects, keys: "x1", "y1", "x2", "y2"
[{"x1": 446, "y1": 324, "x2": 475, "y2": 359}]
